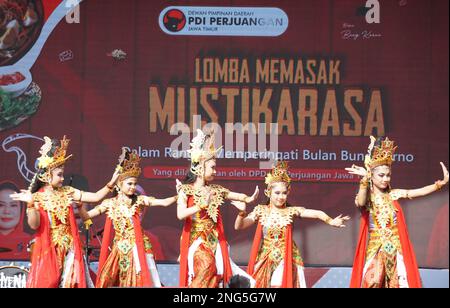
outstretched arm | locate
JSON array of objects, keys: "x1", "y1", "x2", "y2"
[
  {"x1": 300, "y1": 209, "x2": 350, "y2": 228},
  {"x1": 147, "y1": 179, "x2": 182, "y2": 207},
  {"x1": 9, "y1": 190, "x2": 40, "y2": 230},
  {"x1": 147, "y1": 195, "x2": 178, "y2": 207},
  {"x1": 402, "y1": 162, "x2": 449, "y2": 199},
  {"x1": 232, "y1": 201, "x2": 256, "y2": 230},
  {"x1": 86, "y1": 206, "x2": 103, "y2": 219},
  {"x1": 72, "y1": 169, "x2": 120, "y2": 203},
  {"x1": 228, "y1": 186, "x2": 259, "y2": 203}
]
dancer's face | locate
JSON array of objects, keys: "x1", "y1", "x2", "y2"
[
  {"x1": 203, "y1": 159, "x2": 217, "y2": 182},
  {"x1": 0, "y1": 189, "x2": 21, "y2": 233},
  {"x1": 269, "y1": 182, "x2": 289, "y2": 208},
  {"x1": 119, "y1": 177, "x2": 138, "y2": 196},
  {"x1": 371, "y1": 165, "x2": 391, "y2": 191},
  {"x1": 50, "y1": 167, "x2": 65, "y2": 188}
]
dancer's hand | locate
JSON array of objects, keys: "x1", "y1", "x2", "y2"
[
  {"x1": 198, "y1": 187, "x2": 215, "y2": 209},
  {"x1": 10, "y1": 190, "x2": 32, "y2": 203},
  {"x1": 231, "y1": 201, "x2": 246, "y2": 212},
  {"x1": 176, "y1": 179, "x2": 182, "y2": 193},
  {"x1": 110, "y1": 167, "x2": 121, "y2": 185},
  {"x1": 245, "y1": 186, "x2": 259, "y2": 203},
  {"x1": 345, "y1": 164, "x2": 367, "y2": 178},
  {"x1": 439, "y1": 162, "x2": 449, "y2": 186},
  {"x1": 329, "y1": 214, "x2": 350, "y2": 228}
]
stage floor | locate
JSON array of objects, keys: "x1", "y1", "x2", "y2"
[{"x1": 1, "y1": 261, "x2": 448, "y2": 288}]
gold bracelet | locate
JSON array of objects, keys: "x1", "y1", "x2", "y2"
[
  {"x1": 238, "y1": 210, "x2": 248, "y2": 218},
  {"x1": 106, "y1": 183, "x2": 114, "y2": 192},
  {"x1": 359, "y1": 178, "x2": 369, "y2": 188},
  {"x1": 435, "y1": 181, "x2": 443, "y2": 191},
  {"x1": 324, "y1": 217, "x2": 333, "y2": 225}
]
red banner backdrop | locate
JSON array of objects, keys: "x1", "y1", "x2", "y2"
[{"x1": 0, "y1": 0, "x2": 448, "y2": 268}]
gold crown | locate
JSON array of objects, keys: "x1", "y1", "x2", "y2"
[
  {"x1": 37, "y1": 136, "x2": 73, "y2": 171},
  {"x1": 364, "y1": 136, "x2": 397, "y2": 170},
  {"x1": 36, "y1": 136, "x2": 73, "y2": 183},
  {"x1": 188, "y1": 129, "x2": 221, "y2": 176},
  {"x1": 117, "y1": 149, "x2": 141, "y2": 181},
  {"x1": 265, "y1": 161, "x2": 291, "y2": 186}
]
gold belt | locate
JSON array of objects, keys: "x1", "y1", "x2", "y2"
[{"x1": 192, "y1": 220, "x2": 216, "y2": 233}]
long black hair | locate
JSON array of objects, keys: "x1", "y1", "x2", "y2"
[
  {"x1": 183, "y1": 169, "x2": 197, "y2": 184},
  {"x1": 0, "y1": 181, "x2": 20, "y2": 194}
]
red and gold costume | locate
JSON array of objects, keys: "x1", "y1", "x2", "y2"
[
  {"x1": 95, "y1": 195, "x2": 157, "y2": 287},
  {"x1": 95, "y1": 151, "x2": 159, "y2": 288},
  {"x1": 26, "y1": 136, "x2": 92, "y2": 288},
  {"x1": 27, "y1": 186, "x2": 92, "y2": 288},
  {"x1": 350, "y1": 137, "x2": 422, "y2": 288},
  {"x1": 247, "y1": 162, "x2": 306, "y2": 288},
  {"x1": 178, "y1": 129, "x2": 254, "y2": 288},
  {"x1": 247, "y1": 204, "x2": 306, "y2": 288}
]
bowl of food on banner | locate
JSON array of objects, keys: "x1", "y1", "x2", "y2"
[
  {"x1": 0, "y1": 67, "x2": 41, "y2": 132},
  {"x1": 0, "y1": 0, "x2": 45, "y2": 66},
  {"x1": 0, "y1": 67, "x2": 32, "y2": 97}
]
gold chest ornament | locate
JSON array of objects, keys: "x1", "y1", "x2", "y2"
[
  {"x1": 255, "y1": 205, "x2": 301, "y2": 236},
  {"x1": 34, "y1": 187, "x2": 74, "y2": 225},
  {"x1": 180, "y1": 184, "x2": 229, "y2": 223}
]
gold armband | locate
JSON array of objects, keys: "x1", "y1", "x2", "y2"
[
  {"x1": 359, "y1": 178, "x2": 369, "y2": 189},
  {"x1": 435, "y1": 181, "x2": 444, "y2": 191}
]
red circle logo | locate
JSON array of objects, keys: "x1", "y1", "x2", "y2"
[{"x1": 163, "y1": 9, "x2": 186, "y2": 32}]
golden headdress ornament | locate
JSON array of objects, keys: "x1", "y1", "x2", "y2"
[
  {"x1": 188, "y1": 129, "x2": 221, "y2": 176},
  {"x1": 265, "y1": 161, "x2": 292, "y2": 187},
  {"x1": 364, "y1": 136, "x2": 397, "y2": 171},
  {"x1": 117, "y1": 148, "x2": 141, "y2": 182},
  {"x1": 36, "y1": 136, "x2": 73, "y2": 182}
]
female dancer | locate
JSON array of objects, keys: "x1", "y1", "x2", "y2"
[
  {"x1": 234, "y1": 161, "x2": 349, "y2": 288},
  {"x1": 177, "y1": 129, "x2": 258, "y2": 288},
  {"x1": 10, "y1": 136, "x2": 119, "y2": 288},
  {"x1": 345, "y1": 136, "x2": 449, "y2": 288},
  {"x1": 85, "y1": 149, "x2": 177, "y2": 288}
]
